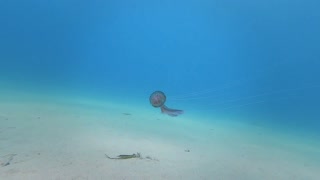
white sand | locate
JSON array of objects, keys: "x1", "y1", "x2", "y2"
[{"x1": 0, "y1": 91, "x2": 319, "y2": 180}]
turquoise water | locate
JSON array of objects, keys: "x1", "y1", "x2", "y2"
[
  {"x1": 0, "y1": 1, "x2": 320, "y2": 178},
  {"x1": 1, "y1": 0, "x2": 319, "y2": 132}
]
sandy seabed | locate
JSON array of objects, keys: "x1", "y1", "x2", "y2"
[{"x1": 0, "y1": 92, "x2": 319, "y2": 180}]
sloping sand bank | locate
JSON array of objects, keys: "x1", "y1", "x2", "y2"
[{"x1": 0, "y1": 93, "x2": 319, "y2": 180}]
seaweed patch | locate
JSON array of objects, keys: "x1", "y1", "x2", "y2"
[{"x1": 105, "y1": 152, "x2": 158, "y2": 161}]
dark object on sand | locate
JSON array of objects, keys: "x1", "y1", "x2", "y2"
[
  {"x1": 105, "y1": 153, "x2": 141, "y2": 160},
  {"x1": 2, "y1": 162, "x2": 10, "y2": 166},
  {"x1": 0, "y1": 154, "x2": 16, "y2": 167},
  {"x1": 149, "y1": 91, "x2": 184, "y2": 117},
  {"x1": 185, "y1": 149, "x2": 190, "y2": 152}
]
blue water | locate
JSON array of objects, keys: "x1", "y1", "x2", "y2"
[{"x1": 1, "y1": 1, "x2": 319, "y2": 133}]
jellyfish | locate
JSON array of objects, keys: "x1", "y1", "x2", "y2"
[{"x1": 149, "y1": 91, "x2": 184, "y2": 117}]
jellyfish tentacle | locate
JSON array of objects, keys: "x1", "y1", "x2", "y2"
[{"x1": 160, "y1": 105, "x2": 184, "y2": 117}]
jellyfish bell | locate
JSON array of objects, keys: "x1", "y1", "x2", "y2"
[
  {"x1": 149, "y1": 91, "x2": 184, "y2": 117},
  {"x1": 149, "y1": 91, "x2": 166, "y2": 107}
]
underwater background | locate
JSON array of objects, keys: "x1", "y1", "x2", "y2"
[{"x1": 1, "y1": 0, "x2": 320, "y2": 134}]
